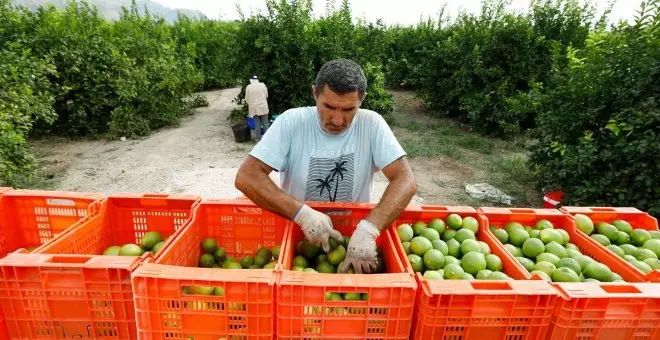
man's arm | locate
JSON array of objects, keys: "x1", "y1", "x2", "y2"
[
  {"x1": 365, "y1": 156, "x2": 417, "y2": 230},
  {"x1": 235, "y1": 155, "x2": 301, "y2": 220}
]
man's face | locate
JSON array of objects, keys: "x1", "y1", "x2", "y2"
[{"x1": 313, "y1": 85, "x2": 362, "y2": 135}]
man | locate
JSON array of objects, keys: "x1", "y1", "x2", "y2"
[
  {"x1": 245, "y1": 75, "x2": 270, "y2": 141},
  {"x1": 235, "y1": 59, "x2": 416, "y2": 273}
]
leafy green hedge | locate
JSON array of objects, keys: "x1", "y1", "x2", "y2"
[
  {"x1": 230, "y1": 0, "x2": 394, "y2": 119},
  {"x1": 530, "y1": 1, "x2": 660, "y2": 216}
]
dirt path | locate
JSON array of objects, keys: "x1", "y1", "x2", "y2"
[{"x1": 36, "y1": 88, "x2": 423, "y2": 203}]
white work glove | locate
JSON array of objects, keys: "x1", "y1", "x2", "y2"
[
  {"x1": 340, "y1": 220, "x2": 380, "y2": 274},
  {"x1": 294, "y1": 204, "x2": 343, "y2": 253}
]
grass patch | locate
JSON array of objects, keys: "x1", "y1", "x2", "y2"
[{"x1": 486, "y1": 154, "x2": 541, "y2": 207}]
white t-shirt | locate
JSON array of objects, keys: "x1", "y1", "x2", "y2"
[
  {"x1": 249, "y1": 106, "x2": 406, "y2": 203},
  {"x1": 245, "y1": 82, "x2": 269, "y2": 117}
]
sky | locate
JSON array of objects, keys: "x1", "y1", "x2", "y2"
[{"x1": 152, "y1": 0, "x2": 644, "y2": 26}]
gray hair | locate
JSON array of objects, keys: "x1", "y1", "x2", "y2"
[{"x1": 315, "y1": 59, "x2": 367, "y2": 99}]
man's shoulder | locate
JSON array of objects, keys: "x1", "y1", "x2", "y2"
[
  {"x1": 279, "y1": 107, "x2": 316, "y2": 123},
  {"x1": 357, "y1": 108, "x2": 388, "y2": 126}
]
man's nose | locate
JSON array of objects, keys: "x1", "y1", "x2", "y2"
[{"x1": 331, "y1": 111, "x2": 343, "y2": 126}]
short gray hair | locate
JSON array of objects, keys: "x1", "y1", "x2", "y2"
[{"x1": 315, "y1": 59, "x2": 367, "y2": 98}]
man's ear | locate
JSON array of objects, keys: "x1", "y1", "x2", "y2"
[{"x1": 312, "y1": 85, "x2": 318, "y2": 98}]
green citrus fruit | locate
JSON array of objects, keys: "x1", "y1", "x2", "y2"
[
  {"x1": 540, "y1": 229, "x2": 563, "y2": 244},
  {"x1": 504, "y1": 244, "x2": 524, "y2": 257},
  {"x1": 412, "y1": 221, "x2": 427, "y2": 235},
  {"x1": 442, "y1": 229, "x2": 457, "y2": 241},
  {"x1": 531, "y1": 270, "x2": 552, "y2": 282},
  {"x1": 327, "y1": 245, "x2": 347, "y2": 265},
  {"x1": 536, "y1": 219, "x2": 554, "y2": 230},
  {"x1": 423, "y1": 270, "x2": 443, "y2": 280},
  {"x1": 567, "y1": 249, "x2": 582, "y2": 259},
  {"x1": 420, "y1": 228, "x2": 441, "y2": 241},
  {"x1": 606, "y1": 245, "x2": 625, "y2": 258},
  {"x1": 428, "y1": 218, "x2": 446, "y2": 234},
  {"x1": 408, "y1": 254, "x2": 424, "y2": 272},
  {"x1": 446, "y1": 239, "x2": 461, "y2": 258},
  {"x1": 630, "y1": 229, "x2": 651, "y2": 246},
  {"x1": 508, "y1": 228, "x2": 530, "y2": 247},
  {"x1": 620, "y1": 244, "x2": 639, "y2": 257},
  {"x1": 632, "y1": 260, "x2": 653, "y2": 274},
  {"x1": 119, "y1": 244, "x2": 144, "y2": 256},
  {"x1": 432, "y1": 239, "x2": 449, "y2": 256},
  {"x1": 446, "y1": 214, "x2": 463, "y2": 230},
  {"x1": 533, "y1": 261, "x2": 556, "y2": 276},
  {"x1": 557, "y1": 258, "x2": 582, "y2": 275},
  {"x1": 462, "y1": 217, "x2": 479, "y2": 233},
  {"x1": 493, "y1": 228, "x2": 508, "y2": 243},
  {"x1": 460, "y1": 239, "x2": 482, "y2": 255},
  {"x1": 642, "y1": 258, "x2": 660, "y2": 270},
  {"x1": 544, "y1": 241, "x2": 568, "y2": 259},
  {"x1": 476, "y1": 269, "x2": 492, "y2": 280},
  {"x1": 505, "y1": 222, "x2": 524, "y2": 234},
  {"x1": 454, "y1": 229, "x2": 476, "y2": 244},
  {"x1": 636, "y1": 248, "x2": 658, "y2": 261},
  {"x1": 444, "y1": 256, "x2": 460, "y2": 267},
  {"x1": 201, "y1": 238, "x2": 218, "y2": 254},
  {"x1": 293, "y1": 255, "x2": 308, "y2": 268},
  {"x1": 423, "y1": 249, "x2": 445, "y2": 270},
  {"x1": 612, "y1": 220, "x2": 633, "y2": 234},
  {"x1": 239, "y1": 256, "x2": 254, "y2": 268},
  {"x1": 536, "y1": 253, "x2": 561, "y2": 266},
  {"x1": 591, "y1": 234, "x2": 611, "y2": 246},
  {"x1": 574, "y1": 214, "x2": 594, "y2": 235},
  {"x1": 553, "y1": 267, "x2": 580, "y2": 282},
  {"x1": 410, "y1": 236, "x2": 433, "y2": 256},
  {"x1": 574, "y1": 255, "x2": 594, "y2": 271},
  {"x1": 615, "y1": 232, "x2": 630, "y2": 245},
  {"x1": 402, "y1": 242, "x2": 411, "y2": 254},
  {"x1": 316, "y1": 262, "x2": 336, "y2": 274},
  {"x1": 461, "y1": 251, "x2": 487, "y2": 275},
  {"x1": 517, "y1": 256, "x2": 535, "y2": 272},
  {"x1": 643, "y1": 239, "x2": 660, "y2": 258},
  {"x1": 103, "y1": 246, "x2": 121, "y2": 256},
  {"x1": 227, "y1": 262, "x2": 244, "y2": 270},
  {"x1": 141, "y1": 231, "x2": 163, "y2": 251},
  {"x1": 443, "y1": 263, "x2": 465, "y2": 279},
  {"x1": 584, "y1": 262, "x2": 614, "y2": 282},
  {"x1": 522, "y1": 238, "x2": 545, "y2": 259},
  {"x1": 485, "y1": 254, "x2": 503, "y2": 271},
  {"x1": 479, "y1": 241, "x2": 491, "y2": 255},
  {"x1": 488, "y1": 272, "x2": 510, "y2": 280},
  {"x1": 596, "y1": 222, "x2": 619, "y2": 242},
  {"x1": 396, "y1": 224, "x2": 414, "y2": 242}
]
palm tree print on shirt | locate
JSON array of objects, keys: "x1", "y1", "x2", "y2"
[{"x1": 305, "y1": 153, "x2": 354, "y2": 202}]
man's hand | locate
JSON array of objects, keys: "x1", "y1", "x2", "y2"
[
  {"x1": 340, "y1": 220, "x2": 380, "y2": 274},
  {"x1": 294, "y1": 204, "x2": 343, "y2": 253}
]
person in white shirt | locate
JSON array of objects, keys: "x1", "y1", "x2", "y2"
[
  {"x1": 245, "y1": 75, "x2": 270, "y2": 141},
  {"x1": 235, "y1": 59, "x2": 417, "y2": 273}
]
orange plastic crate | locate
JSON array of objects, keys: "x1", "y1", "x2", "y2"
[
  {"x1": 561, "y1": 206, "x2": 660, "y2": 282},
  {"x1": 0, "y1": 189, "x2": 103, "y2": 258},
  {"x1": 0, "y1": 187, "x2": 10, "y2": 194},
  {"x1": 478, "y1": 207, "x2": 660, "y2": 340},
  {"x1": 389, "y1": 205, "x2": 558, "y2": 340},
  {"x1": 0, "y1": 193, "x2": 199, "y2": 339},
  {"x1": 131, "y1": 199, "x2": 290, "y2": 340},
  {"x1": 277, "y1": 202, "x2": 416, "y2": 340},
  {"x1": 551, "y1": 282, "x2": 660, "y2": 340}
]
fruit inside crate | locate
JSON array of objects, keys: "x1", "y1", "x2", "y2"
[
  {"x1": 39, "y1": 193, "x2": 199, "y2": 258},
  {"x1": 390, "y1": 206, "x2": 519, "y2": 281},
  {"x1": 0, "y1": 190, "x2": 102, "y2": 257},
  {"x1": 131, "y1": 200, "x2": 289, "y2": 340},
  {"x1": 479, "y1": 207, "x2": 643, "y2": 283},
  {"x1": 563, "y1": 207, "x2": 660, "y2": 278},
  {"x1": 276, "y1": 203, "x2": 416, "y2": 339}
]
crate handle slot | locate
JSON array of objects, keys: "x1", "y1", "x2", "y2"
[
  {"x1": 471, "y1": 281, "x2": 512, "y2": 291},
  {"x1": 600, "y1": 284, "x2": 642, "y2": 294},
  {"x1": 46, "y1": 198, "x2": 76, "y2": 206},
  {"x1": 510, "y1": 208, "x2": 535, "y2": 214},
  {"x1": 46, "y1": 255, "x2": 93, "y2": 264},
  {"x1": 591, "y1": 207, "x2": 616, "y2": 212},
  {"x1": 142, "y1": 193, "x2": 170, "y2": 198}
]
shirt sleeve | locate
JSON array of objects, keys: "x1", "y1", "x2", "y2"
[
  {"x1": 249, "y1": 113, "x2": 292, "y2": 171},
  {"x1": 371, "y1": 113, "x2": 406, "y2": 170}
]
